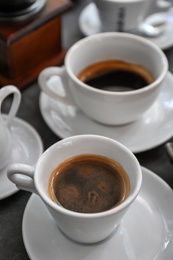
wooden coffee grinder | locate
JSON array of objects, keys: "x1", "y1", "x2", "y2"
[{"x1": 0, "y1": 0, "x2": 73, "y2": 89}]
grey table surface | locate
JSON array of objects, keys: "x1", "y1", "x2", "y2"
[{"x1": 1, "y1": 0, "x2": 173, "y2": 259}]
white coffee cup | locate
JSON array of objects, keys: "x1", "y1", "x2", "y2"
[
  {"x1": 8, "y1": 135, "x2": 142, "y2": 243},
  {"x1": 93, "y1": 0, "x2": 172, "y2": 32},
  {"x1": 0, "y1": 85, "x2": 21, "y2": 170},
  {"x1": 38, "y1": 32, "x2": 168, "y2": 125}
]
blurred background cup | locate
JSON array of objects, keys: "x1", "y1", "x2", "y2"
[
  {"x1": 8, "y1": 135, "x2": 142, "y2": 244},
  {"x1": 38, "y1": 32, "x2": 168, "y2": 125},
  {"x1": 93, "y1": 0, "x2": 172, "y2": 32},
  {"x1": 0, "y1": 85, "x2": 21, "y2": 171}
]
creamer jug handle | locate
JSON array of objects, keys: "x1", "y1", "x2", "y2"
[{"x1": 0, "y1": 85, "x2": 21, "y2": 126}]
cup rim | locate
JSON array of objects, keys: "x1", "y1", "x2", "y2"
[
  {"x1": 65, "y1": 32, "x2": 168, "y2": 96},
  {"x1": 35, "y1": 135, "x2": 142, "y2": 219}
]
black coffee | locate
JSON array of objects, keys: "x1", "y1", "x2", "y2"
[
  {"x1": 77, "y1": 60, "x2": 154, "y2": 91},
  {"x1": 48, "y1": 154, "x2": 130, "y2": 213}
]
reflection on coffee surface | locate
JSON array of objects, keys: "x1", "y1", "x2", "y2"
[
  {"x1": 77, "y1": 60, "x2": 154, "y2": 91},
  {"x1": 49, "y1": 154, "x2": 130, "y2": 213}
]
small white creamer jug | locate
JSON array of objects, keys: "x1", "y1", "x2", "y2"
[{"x1": 0, "y1": 85, "x2": 21, "y2": 170}]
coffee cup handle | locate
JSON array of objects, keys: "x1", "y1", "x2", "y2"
[
  {"x1": 0, "y1": 85, "x2": 21, "y2": 126},
  {"x1": 7, "y1": 164, "x2": 38, "y2": 194},
  {"x1": 157, "y1": 0, "x2": 172, "y2": 11},
  {"x1": 38, "y1": 67, "x2": 76, "y2": 106}
]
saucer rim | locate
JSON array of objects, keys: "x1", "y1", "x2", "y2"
[
  {"x1": 39, "y1": 71, "x2": 173, "y2": 153},
  {"x1": 79, "y1": 2, "x2": 173, "y2": 50},
  {"x1": 22, "y1": 166, "x2": 173, "y2": 260},
  {"x1": 0, "y1": 116, "x2": 43, "y2": 200}
]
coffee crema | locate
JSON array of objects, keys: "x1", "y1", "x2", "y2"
[
  {"x1": 48, "y1": 154, "x2": 130, "y2": 213},
  {"x1": 77, "y1": 60, "x2": 154, "y2": 92}
]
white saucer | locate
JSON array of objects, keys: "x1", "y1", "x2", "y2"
[
  {"x1": 0, "y1": 116, "x2": 43, "y2": 200},
  {"x1": 39, "y1": 71, "x2": 173, "y2": 153},
  {"x1": 79, "y1": 3, "x2": 173, "y2": 50},
  {"x1": 22, "y1": 167, "x2": 173, "y2": 260}
]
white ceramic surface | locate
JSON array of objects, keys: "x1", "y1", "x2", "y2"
[
  {"x1": 93, "y1": 0, "x2": 171, "y2": 32},
  {"x1": 8, "y1": 135, "x2": 142, "y2": 244},
  {"x1": 39, "y1": 71, "x2": 173, "y2": 153},
  {"x1": 22, "y1": 167, "x2": 173, "y2": 260},
  {"x1": 39, "y1": 32, "x2": 167, "y2": 125},
  {"x1": 0, "y1": 116, "x2": 43, "y2": 200},
  {"x1": 0, "y1": 86, "x2": 21, "y2": 171},
  {"x1": 79, "y1": 3, "x2": 173, "y2": 50}
]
